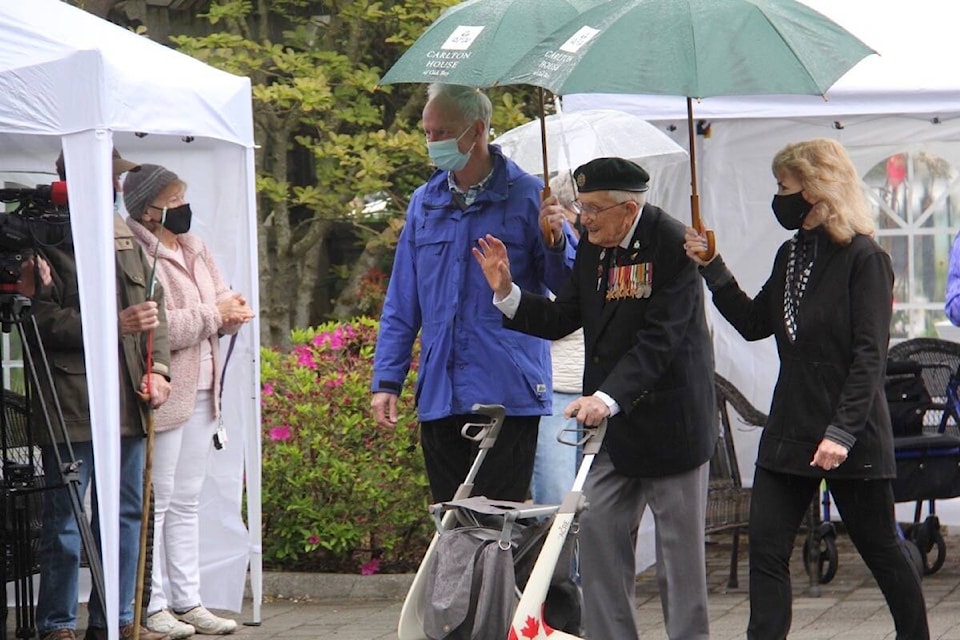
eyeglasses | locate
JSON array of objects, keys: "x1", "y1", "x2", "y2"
[
  {"x1": 148, "y1": 196, "x2": 186, "y2": 212},
  {"x1": 571, "y1": 200, "x2": 626, "y2": 217}
]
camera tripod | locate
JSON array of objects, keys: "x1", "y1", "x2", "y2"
[{"x1": 0, "y1": 291, "x2": 104, "y2": 640}]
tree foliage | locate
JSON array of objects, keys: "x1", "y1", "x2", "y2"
[{"x1": 165, "y1": 0, "x2": 544, "y2": 346}]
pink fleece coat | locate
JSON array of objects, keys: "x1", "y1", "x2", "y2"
[{"x1": 127, "y1": 218, "x2": 240, "y2": 431}]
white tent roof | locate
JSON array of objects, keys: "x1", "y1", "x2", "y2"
[
  {"x1": 0, "y1": 0, "x2": 252, "y2": 143},
  {"x1": 0, "y1": 0, "x2": 262, "y2": 631},
  {"x1": 565, "y1": 0, "x2": 960, "y2": 119}
]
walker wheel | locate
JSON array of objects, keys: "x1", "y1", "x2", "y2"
[
  {"x1": 923, "y1": 529, "x2": 947, "y2": 575},
  {"x1": 802, "y1": 524, "x2": 838, "y2": 584},
  {"x1": 907, "y1": 517, "x2": 946, "y2": 575}
]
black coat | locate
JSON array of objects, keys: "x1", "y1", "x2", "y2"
[
  {"x1": 708, "y1": 227, "x2": 896, "y2": 479},
  {"x1": 506, "y1": 204, "x2": 718, "y2": 477}
]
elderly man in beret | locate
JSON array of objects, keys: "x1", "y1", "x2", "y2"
[{"x1": 474, "y1": 157, "x2": 718, "y2": 640}]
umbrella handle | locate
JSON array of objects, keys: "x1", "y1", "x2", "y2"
[
  {"x1": 694, "y1": 223, "x2": 716, "y2": 261},
  {"x1": 699, "y1": 229, "x2": 716, "y2": 261},
  {"x1": 540, "y1": 186, "x2": 555, "y2": 246},
  {"x1": 691, "y1": 194, "x2": 716, "y2": 260}
]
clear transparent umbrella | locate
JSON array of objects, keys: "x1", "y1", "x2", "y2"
[{"x1": 493, "y1": 108, "x2": 687, "y2": 178}]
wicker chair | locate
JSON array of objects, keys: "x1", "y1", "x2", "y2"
[
  {"x1": 708, "y1": 373, "x2": 767, "y2": 589},
  {"x1": 888, "y1": 337, "x2": 960, "y2": 436}
]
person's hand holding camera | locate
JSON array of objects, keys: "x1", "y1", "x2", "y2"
[{"x1": 17, "y1": 256, "x2": 52, "y2": 297}]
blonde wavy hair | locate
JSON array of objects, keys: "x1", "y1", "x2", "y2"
[{"x1": 771, "y1": 138, "x2": 874, "y2": 244}]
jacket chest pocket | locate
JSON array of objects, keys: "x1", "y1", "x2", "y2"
[
  {"x1": 50, "y1": 352, "x2": 89, "y2": 423},
  {"x1": 414, "y1": 215, "x2": 458, "y2": 293},
  {"x1": 488, "y1": 210, "x2": 526, "y2": 250},
  {"x1": 487, "y1": 213, "x2": 531, "y2": 277},
  {"x1": 116, "y1": 250, "x2": 149, "y2": 302}
]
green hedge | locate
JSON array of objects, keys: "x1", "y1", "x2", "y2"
[{"x1": 259, "y1": 317, "x2": 431, "y2": 573}]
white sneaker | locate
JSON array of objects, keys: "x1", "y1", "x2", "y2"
[
  {"x1": 147, "y1": 610, "x2": 195, "y2": 640},
  {"x1": 175, "y1": 607, "x2": 237, "y2": 635}
]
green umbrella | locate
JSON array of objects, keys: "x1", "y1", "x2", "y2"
[
  {"x1": 379, "y1": 0, "x2": 604, "y2": 88},
  {"x1": 499, "y1": 0, "x2": 876, "y2": 256},
  {"x1": 379, "y1": 0, "x2": 605, "y2": 183}
]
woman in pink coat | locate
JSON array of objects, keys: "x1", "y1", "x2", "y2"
[{"x1": 123, "y1": 164, "x2": 254, "y2": 638}]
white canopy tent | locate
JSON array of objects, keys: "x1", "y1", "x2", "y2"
[
  {"x1": 0, "y1": 0, "x2": 262, "y2": 631},
  {"x1": 566, "y1": 0, "x2": 960, "y2": 527}
]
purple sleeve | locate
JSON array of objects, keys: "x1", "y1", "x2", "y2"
[{"x1": 945, "y1": 232, "x2": 960, "y2": 325}]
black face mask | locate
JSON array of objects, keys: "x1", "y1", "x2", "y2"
[
  {"x1": 771, "y1": 191, "x2": 813, "y2": 230},
  {"x1": 159, "y1": 204, "x2": 192, "y2": 235}
]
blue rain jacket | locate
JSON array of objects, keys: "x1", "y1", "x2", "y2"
[{"x1": 372, "y1": 146, "x2": 575, "y2": 421}]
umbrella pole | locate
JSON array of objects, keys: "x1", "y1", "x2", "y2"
[
  {"x1": 539, "y1": 87, "x2": 551, "y2": 194},
  {"x1": 134, "y1": 240, "x2": 163, "y2": 640},
  {"x1": 538, "y1": 87, "x2": 555, "y2": 245},
  {"x1": 687, "y1": 97, "x2": 715, "y2": 259}
]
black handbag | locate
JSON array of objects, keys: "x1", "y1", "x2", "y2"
[{"x1": 885, "y1": 359, "x2": 932, "y2": 437}]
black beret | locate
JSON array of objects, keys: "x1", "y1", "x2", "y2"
[{"x1": 574, "y1": 157, "x2": 650, "y2": 193}]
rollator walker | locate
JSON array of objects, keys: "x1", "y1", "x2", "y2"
[{"x1": 397, "y1": 403, "x2": 606, "y2": 640}]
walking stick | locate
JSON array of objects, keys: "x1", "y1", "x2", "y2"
[
  {"x1": 133, "y1": 220, "x2": 164, "y2": 640},
  {"x1": 132, "y1": 332, "x2": 155, "y2": 640}
]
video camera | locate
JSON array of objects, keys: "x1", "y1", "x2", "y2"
[{"x1": 0, "y1": 182, "x2": 71, "y2": 292}]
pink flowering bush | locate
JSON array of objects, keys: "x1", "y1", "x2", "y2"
[{"x1": 259, "y1": 317, "x2": 430, "y2": 573}]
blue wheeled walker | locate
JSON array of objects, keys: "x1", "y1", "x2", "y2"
[{"x1": 886, "y1": 338, "x2": 960, "y2": 576}]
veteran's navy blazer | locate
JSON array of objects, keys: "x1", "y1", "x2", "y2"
[{"x1": 506, "y1": 203, "x2": 718, "y2": 477}]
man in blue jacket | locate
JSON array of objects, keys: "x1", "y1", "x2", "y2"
[{"x1": 371, "y1": 83, "x2": 575, "y2": 503}]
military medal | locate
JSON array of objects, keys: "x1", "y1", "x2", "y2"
[
  {"x1": 606, "y1": 261, "x2": 653, "y2": 301},
  {"x1": 639, "y1": 261, "x2": 653, "y2": 298}
]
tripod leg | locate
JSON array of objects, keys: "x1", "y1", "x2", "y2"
[
  {"x1": 18, "y1": 318, "x2": 106, "y2": 611},
  {"x1": 11, "y1": 486, "x2": 35, "y2": 640}
]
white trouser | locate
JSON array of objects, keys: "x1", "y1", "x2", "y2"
[{"x1": 148, "y1": 389, "x2": 217, "y2": 613}]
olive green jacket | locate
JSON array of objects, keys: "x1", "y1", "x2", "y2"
[{"x1": 29, "y1": 214, "x2": 171, "y2": 443}]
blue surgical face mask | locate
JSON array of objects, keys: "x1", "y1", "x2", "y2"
[{"x1": 427, "y1": 125, "x2": 476, "y2": 172}]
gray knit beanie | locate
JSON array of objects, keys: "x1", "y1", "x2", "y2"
[{"x1": 123, "y1": 163, "x2": 179, "y2": 220}]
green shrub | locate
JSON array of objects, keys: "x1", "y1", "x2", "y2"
[{"x1": 259, "y1": 317, "x2": 431, "y2": 573}]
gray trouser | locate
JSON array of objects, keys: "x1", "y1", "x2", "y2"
[{"x1": 580, "y1": 449, "x2": 710, "y2": 640}]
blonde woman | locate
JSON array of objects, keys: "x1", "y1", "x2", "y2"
[{"x1": 685, "y1": 138, "x2": 929, "y2": 639}]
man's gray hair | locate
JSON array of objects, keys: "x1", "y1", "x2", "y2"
[{"x1": 427, "y1": 84, "x2": 492, "y2": 132}]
